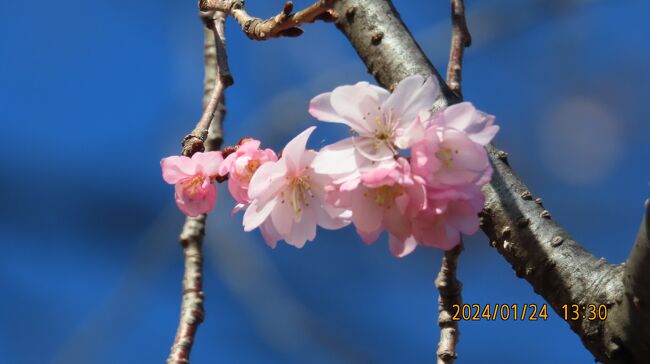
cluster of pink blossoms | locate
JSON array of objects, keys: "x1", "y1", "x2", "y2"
[{"x1": 161, "y1": 75, "x2": 498, "y2": 257}]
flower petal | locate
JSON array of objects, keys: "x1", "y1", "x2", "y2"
[
  {"x1": 382, "y1": 75, "x2": 440, "y2": 126},
  {"x1": 329, "y1": 82, "x2": 390, "y2": 134},
  {"x1": 282, "y1": 126, "x2": 316, "y2": 172},
  {"x1": 259, "y1": 220, "x2": 280, "y2": 248},
  {"x1": 191, "y1": 151, "x2": 223, "y2": 177},
  {"x1": 389, "y1": 235, "x2": 418, "y2": 258},
  {"x1": 248, "y1": 160, "x2": 287, "y2": 202},
  {"x1": 161, "y1": 156, "x2": 196, "y2": 184},
  {"x1": 243, "y1": 196, "x2": 278, "y2": 231},
  {"x1": 311, "y1": 137, "x2": 363, "y2": 176},
  {"x1": 174, "y1": 183, "x2": 216, "y2": 217},
  {"x1": 284, "y1": 204, "x2": 317, "y2": 248},
  {"x1": 270, "y1": 191, "x2": 295, "y2": 235}
]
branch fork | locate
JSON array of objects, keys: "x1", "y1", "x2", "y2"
[{"x1": 199, "y1": 0, "x2": 339, "y2": 40}]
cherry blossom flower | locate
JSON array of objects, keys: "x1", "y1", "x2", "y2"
[
  {"x1": 308, "y1": 75, "x2": 438, "y2": 179},
  {"x1": 326, "y1": 158, "x2": 426, "y2": 255},
  {"x1": 161, "y1": 151, "x2": 223, "y2": 217},
  {"x1": 409, "y1": 185, "x2": 486, "y2": 251},
  {"x1": 242, "y1": 127, "x2": 350, "y2": 248},
  {"x1": 218, "y1": 139, "x2": 277, "y2": 213},
  {"x1": 411, "y1": 102, "x2": 497, "y2": 187},
  {"x1": 427, "y1": 101, "x2": 499, "y2": 146}
]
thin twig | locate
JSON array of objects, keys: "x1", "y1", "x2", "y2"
[
  {"x1": 435, "y1": 244, "x2": 463, "y2": 364},
  {"x1": 199, "y1": 0, "x2": 339, "y2": 40},
  {"x1": 181, "y1": 10, "x2": 232, "y2": 157},
  {"x1": 167, "y1": 11, "x2": 231, "y2": 364},
  {"x1": 167, "y1": 216, "x2": 207, "y2": 364},
  {"x1": 434, "y1": 2, "x2": 470, "y2": 361},
  {"x1": 446, "y1": 0, "x2": 471, "y2": 98}
]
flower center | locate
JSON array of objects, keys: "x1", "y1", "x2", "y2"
[
  {"x1": 246, "y1": 159, "x2": 261, "y2": 176},
  {"x1": 182, "y1": 175, "x2": 206, "y2": 198},
  {"x1": 367, "y1": 185, "x2": 404, "y2": 208},
  {"x1": 280, "y1": 175, "x2": 314, "y2": 217},
  {"x1": 436, "y1": 146, "x2": 459, "y2": 170}
]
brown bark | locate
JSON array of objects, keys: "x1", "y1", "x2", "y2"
[
  {"x1": 199, "y1": 0, "x2": 338, "y2": 40},
  {"x1": 167, "y1": 11, "x2": 231, "y2": 364},
  {"x1": 435, "y1": 245, "x2": 463, "y2": 364}
]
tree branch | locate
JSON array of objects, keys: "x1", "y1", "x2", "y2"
[
  {"x1": 167, "y1": 11, "x2": 231, "y2": 364},
  {"x1": 435, "y1": 244, "x2": 462, "y2": 364},
  {"x1": 433, "y1": 3, "x2": 471, "y2": 360},
  {"x1": 199, "y1": 0, "x2": 339, "y2": 41},
  {"x1": 167, "y1": 216, "x2": 207, "y2": 364},
  {"x1": 181, "y1": 11, "x2": 233, "y2": 157},
  {"x1": 446, "y1": 0, "x2": 471, "y2": 98},
  {"x1": 333, "y1": 0, "x2": 649, "y2": 362}
]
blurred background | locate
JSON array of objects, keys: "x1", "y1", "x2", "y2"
[{"x1": 1, "y1": 0, "x2": 649, "y2": 362}]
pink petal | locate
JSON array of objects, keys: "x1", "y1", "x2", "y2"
[
  {"x1": 329, "y1": 82, "x2": 390, "y2": 135},
  {"x1": 382, "y1": 75, "x2": 440, "y2": 126},
  {"x1": 227, "y1": 177, "x2": 249, "y2": 204},
  {"x1": 243, "y1": 197, "x2": 278, "y2": 231},
  {"x1": 248, "y1": 160, "x2": 288, "y2": 202},
  {"x1": 352, "y1": 136, "x2": 396, "y2": 162},
  {"x1": 357, "y1": 228, "x2": 383, "y2": 245},
  {"x1": 389, "y1": 235, "x2": 418, "y2": 258},
  {"x1": 394, "y1": 117, "x2": 426, "y2": 149},
  {"x1": 311, "y1": 137, "x2": 363, "y2": 176},
  {"x1": 308, "y1": 92, "x2": 341, "y2": 122},
  {"x1": 161, "y1": 156, "x2": 196, "y2": 184},
  {"x1": 230, "y1": 203, "x2": 246, "y2": 216},
  {"x1": 282, "y1": 126, "x2": 316, "y2": 172},
  {"x1": 350, "y1": 190, "x2": 383, "y2": 234},
  {"x1": 442, "y1": 102, "x2": 499, "y2": 145},
  {"x1": 284, "y1": 204, "x2": 317, "y2": 248},
  {"x1": 383, "y1": 204, "x2": 411, "y2": 241},
  {"x1": 259, "y1": 220, "x2": 280, "y2": 248},
  {"x1": 191, "y1": 151, "x2": 223, "y2": 177},
  {"x1": 270, "y1": 192, "x2": 295, "y2": 235},
  {"x1": 316, "y1": 203, "x2": 351, "y2": 230},
  {"x1": 174, "y1": 183, "x2": 216, "y2": 217}
]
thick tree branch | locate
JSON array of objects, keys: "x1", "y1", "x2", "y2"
[
  {"x1": 608, "y1": 199, "x2": 650, "y2": 362},
  {"x1": 199, "y1": 0, "x2": 338, "y2": 40},
  {"x1": 435, "y1": 245, "x2": 462, "y2": 364},
  {"x1": 446, "y1": 0, "x2": 471, "y2": 98},
  {"x1": 334, "y1": 0, "x2": 649, "y2": 362},
  {"x1": 167, "y1": 11, "x2": 230, "y2": 364}
]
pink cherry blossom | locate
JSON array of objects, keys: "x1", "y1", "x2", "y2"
[
  {"x1": 161, "y1": 151, "x2": 223, "y2": 217},
  {"x1": 218, "y1": 139, "x2": 277, "y2": 213},
  {"x1": 411, "y1": 126, "x2": 492, "y2": 187},
  {"x1": 308, "y1": 75, "x2": 438, "y2": 179},
  {"x1": 427, "y1": 101, "x2": 499, "y2": 146},
  {"x1": 409, "y1": 185, "x2": 486, "y2": 251},
  {"x1": 326, "y1": 158, "x2": 426, "y2": 254},
  {"x1": 411, "y1": 102, "x2": 497, "y2": 188},
  {"x1": 242, "y1": 127, "x2": 350, "y2": 248}
]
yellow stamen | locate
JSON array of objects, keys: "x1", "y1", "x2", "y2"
[
  {"x1": 183, "y1": 175, "x2": 205, "y2": 198},
  {"x1": 436, "y1": 147, "x2": 459, "y2": 170},
  {"x1": 373, "y1": 185, "x2": 404, "y2": 207},
  {"x1": 289, "y1": 176, "x2": 313, "y2": 216}
]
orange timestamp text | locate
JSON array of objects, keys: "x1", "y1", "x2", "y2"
[{"x1": 451, "y1": 304, "x2": 548, "y2": 321}]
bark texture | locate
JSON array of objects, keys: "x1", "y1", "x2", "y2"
[
  {"x1": 333, "y1": 0, "x2": 650, "y2": 362},
  {"x1": 435, "y1": 245, "x2": 463, "y2": 364},
  {"x1": 167, "y1": 11, "x2": 230, "y2": 364},
  {"x1": 199, "y1": 0, "x2": 338, "y2": 40}
]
